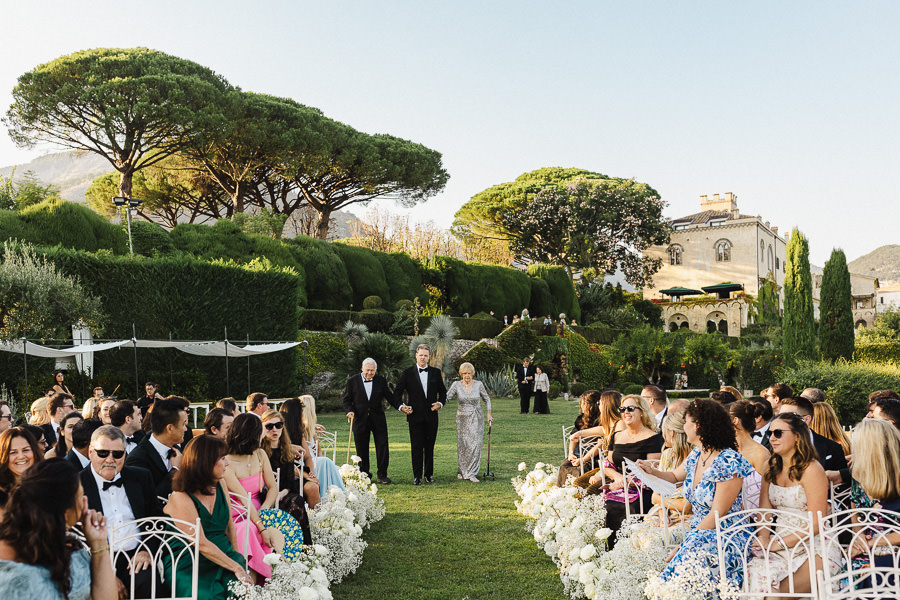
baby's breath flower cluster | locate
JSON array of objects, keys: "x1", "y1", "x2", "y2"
[
  {"x1": 644, "y1": 551, "x2": 739, "y2": 600},
  {"x1": 229, "y1": 547, "x2": 333, "y2": 600},
  {"x1": 338, "y1": 458, "x2": 386, "y2": 528}
]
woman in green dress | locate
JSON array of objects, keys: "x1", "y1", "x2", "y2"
[{"x1": 165, "y1": 435, "x2": 253, "y2": 598}]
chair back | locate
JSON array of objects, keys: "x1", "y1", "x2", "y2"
[
  {"x1": 577, "y1": 435, "x2": 603, "y2": 475},
  {"x1": 562, "y1": 425, "x2": 575, "y2": 458},
  {"x1": 818, "y1": 507, "x2": 900, "y2": 598},
  {"x1": 228, "y1": 492, "x2": 253, "y2": 568},
  {"x1": 318, "y1": 430, "x2": 338, "y2": 462}
]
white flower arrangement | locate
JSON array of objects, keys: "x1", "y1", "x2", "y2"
[
  {"x1": 643, "y1": 551, "x2": 739, "y2": 600},
  {"x1": 337, "y1": 461, "x2": 386, "y2": 529},
  {"x1": 229, "y1": 547, "x2": 333, "y2": 600},
  {"x1": 309, "y1": 486, "x2": 367, "y2": 583}
]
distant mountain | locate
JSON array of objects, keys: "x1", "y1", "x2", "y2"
[{"x1": 849, "y1": 245, "x2": 900, "y2": 286}]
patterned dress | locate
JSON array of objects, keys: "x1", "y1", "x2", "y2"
[
  {"x1": 0, "y1": 548, "x2": 91, "y2": 600},
  {"x1": 446, "y1": 380, "x2": 491, "y2": 480},
  {"x1": 658, "y1": 447, "x2": 754, "y2": 595}
]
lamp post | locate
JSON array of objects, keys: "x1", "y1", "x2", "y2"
[{"x1": 112, "y1": 197, "x2": 142, "y2": 255}]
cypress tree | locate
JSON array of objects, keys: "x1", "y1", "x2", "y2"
[
  {"x1": 783, "y1": 228, "x2": 816, "y2": 365},
  {"x1": 819, "y1": 248, "x2": 855, "y2": 361}
]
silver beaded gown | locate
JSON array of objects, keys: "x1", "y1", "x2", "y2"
[{"x1": 446, "y1": 380, "x2": 492, "y2": 479}]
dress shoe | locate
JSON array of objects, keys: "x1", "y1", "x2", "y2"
[
  {"x1": 413, "y1": 478, "x2": 421, "y2": 486},
  {"x1": 424, "y1": 476, "x2": 435, "y2": 484},
  {"x1": 376, "y1": 476, "x2": 392, "y2": 484}
]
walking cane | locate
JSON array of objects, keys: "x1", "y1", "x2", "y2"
[
  {"x1": 346, "y1": 414, "x2": 354, "y2": 466},
  {"x1": 483, "y1": 422, "x2": 495, "y2": 480}
]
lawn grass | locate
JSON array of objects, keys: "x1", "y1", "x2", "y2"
[{"x1": 316, "y1": 396, "x2": 579, "y2": 600}]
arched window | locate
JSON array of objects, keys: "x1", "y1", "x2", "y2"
[
  {"x1": 768, "y1": 246, "x2": 774, "y2": 272},
  {"x1": 715, "y1": 239, "x2": 731, "y2": 262},
  {"x1": 668, "y1": 244, "x2": 683, "y2": 266}
]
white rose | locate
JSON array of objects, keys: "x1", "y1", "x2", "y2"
[
  {"x1": 351, "y1": 455, "x2": 362, "y2": 464},
  {"x1": 580, "y1": 544, "x2": 596, "y2": 560},
  {"x1": 262, "y1": 552, "x2": 282, "y2": 566},
  {"x1": 595, "y1": 528, "x2": 613, "y2": 541},
  {"x1": 518, "y1": 462, "x2": 527, "y2": 471},
  {"x1": 347, "y1": 492, "x2": 358, "y2": 503},
  {"x1": 370, "y1": 484, "x2": 378, "y2": 494},
  {"x1": 535, "y1": 462, "x2": 545, "y2": 470}
]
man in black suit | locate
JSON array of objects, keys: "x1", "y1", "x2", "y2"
[
  {"x1": 82, "y1": 425, "x2": 164, "y2": 599},
  {"x1": 110, "y1": 400, "x2": 145, "y2": 454},
  {"x1": 124, "y1": 398, "x2": 188, "y2": 499},
  {"x1": 393, "y1": 344, "x2": 447, "y2": 485},
  {"x1": 342, "y1": 357, "x2": 400, "y2": 484},
  {"x1": 776, "y1": 397, "x2": 850, "y2": 486},
  {"x1": 136, "y1": 381, "x2": 164, "y2": 418},
  {"x1": 515, "y1": 358, "x2": 536, "y2": 414},
  {"x1": 40, "y1": 392, "x2": 75, "y2": 447},
  {"x1": 67, "y1": 418, "x2": 101, "y2": 470}
]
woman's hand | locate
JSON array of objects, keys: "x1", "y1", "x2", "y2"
[
  {"x1": 261, "y1": 528, "x2": 280, "y2": 550},
  {"x1": 608, "y1": 476, "x2": 624, "y2": 491},
  {"x1": 277, "y1": 489, "x2": 289, "y2": 502},
  {"x1": 588, "y1": 472, "x2": 603, "y2": 485},
  {"x1": 570, "y1": 456, "x2": 581, "y2": 467},
  {"x1": 850, "y1": 534, "x2": 872, "y2": 557},
  {"x1": 636, "y1": 459, "x2": 657, "y2": 476},
  {"x1": 487, "y1": 412, "x2": 493, "y2": 424},
  {"x1": 233, "y1": 565, "x2": 253, "y2": 585},
  {"x1": 81, "y1": 498, "x2": 109, "y2": 549}
]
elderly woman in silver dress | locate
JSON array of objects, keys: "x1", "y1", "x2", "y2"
[{"x1": 446, "y1": 362, "x2": 493, "y2": 482}]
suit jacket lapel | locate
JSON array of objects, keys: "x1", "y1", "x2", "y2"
[
  {"x1": 81, "y1": 470, "x2": 103, "y2": 513},
  {"x1": 122, "y1": 471, "x2": 146, "y2": 519},
  {"x1": 142, "y1": 440, "x2": 168, "y2": 478}
]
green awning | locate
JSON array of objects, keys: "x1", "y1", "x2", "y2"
[
  {"x1": 659, "y1": 287, "x2": 704, "y2": 297},
  {"x1": 701, "y1": 282, "x2": 744, "y2": 299}
]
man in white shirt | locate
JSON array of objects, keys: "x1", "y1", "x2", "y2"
[
  {"x1": 641, "y1": 385, "x2": 669, "y2": 429},
  {"x1": 82, "y1": 425, "x2": 164, "y2": 599}
]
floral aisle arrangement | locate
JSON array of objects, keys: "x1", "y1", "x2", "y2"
[
  {"x1": 339, "y1": 457, "x2": 386, "y2": 528},
  {"x1": 513, "y1": 463, "x2": 668, "y2": 600},
  {"x1": 229, "y1": 548, "x2": 333, "y2": 600},
  {"x1": 644, "y1": 551, "x2": 739, "y2": 600}
]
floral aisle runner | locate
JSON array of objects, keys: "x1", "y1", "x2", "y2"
[
  {"x1": 513, "y1": 462, "x2": 672, "y2": 600},
  {"x1": 230, "y1": 456, "x2": 386, "y2": 600}
]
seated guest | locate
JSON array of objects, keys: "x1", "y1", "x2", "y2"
[
  {"x1": 98, "y1": 399, "x2": 116, "y2": 426},
  {"x1": 571, "y1": 390, "x2": 625, "y2": 486},
  {"x1": 41, "y1": 393, "x2": 76, "y2": 447},
  {"x1": 0, "y1": 459, "x2": 117, "y2": 600},
  {"x1": 584, "y1": 394, "x2": 663, "y2": 544},
  {"x1": 729, "y1": 400, "x2": 770, "y2": 509},
  {"x1": 800, "y1": 387, "x2": 825, "y2": 403},
  {"x1": 869, "y1": 388, "x2": 900, "y2": 404},
  {"x1": 82, "y1": 426, "x2": 163, "y2": 599},
  {"x1": 109, "y1": 401, "x2": 144, "y2": 454},
  {"x1": 162, "y1": 396, "x2": 195, "y2": 447},
  {"x1": 45, "y1": 411, "x2": 83, "y2": 459},
  {"x1": 28, "y1": 396, "x2": 51, "y2": 426},
  {"x1": 557, "y1": 390, "x2": 603, "y2": 486},
  {"x1": 300, "y1": 395, "x2": 345, "y2": 494},
  {"x1": 81, "y1": 397, "x2": 101, "y2": 420},
  {"x1": 163, "y1": 435, "x2": 252, "y2": 599},
  {"x1": 640, "y1": 399, "x2": 755, "y2": 592},
  {"x1": 747, "y1": 412, "x2": 839, "y2": 595},
  {"x1": 67, "y1": 419, "x2": 102, "y2": 471},
  {"x1": 0, "y1": 402, "x2": 13, "y2": 435},
  {"x1": 638, "y1": 411, "x2": 693, "y2": 540},
  {"x1": 246, "y1": 393, "x2": 268, "y2": 418},
  {"x1": 711, "y1": 390, "x2": 738, "y2": 406},
  {"x1": 867, "y1": 396, "x2": 900, "y2": 429},
  {"x1": 779, "y1": 396, "x2": 850, "y2": 486},
  {"x1": 763, "y1": 382, "x2": 794, "y2": 415},
  {"x1": 225, "y1": 414, "x2": 304, "y2": 579},
  {"x1": 23, "y1": 424, "x2": 51, "y2": 456},
  {"x1": 278, "y1": 398, "x2": 323, "y2": 499},
  {"x1": 749, "y1": 396, "x2": 774, "y2": 443},
  {"x1": 124, "y1": 398, "x2": 188, "y2": 499},
  {"x1": 262, "y1": 409, "x2": 315, "y2": 544},
  {"x1": 0, "y1": 427, "x2": 43, "y2": 505},
  {"x1": 215, "y1": 398, "x2": 237, "y2": 415},
  {"x1": 720, "y1": 385, "x2": 745, "y2": 403},
  {"x1": 204, "y1": 408, "x2": 234, "y2": 440},
  {"x1": 810, "y1": 402, "x2": 851, "y2": 457}
]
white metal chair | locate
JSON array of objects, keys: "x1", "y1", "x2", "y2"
[
  {"x1": 68, "y1": 524, "x2": 90, "y2": 551},
  {"x1": 228, "y1": 492, "x2": 253, "y2": 568},
  {"x1": 818, "y1": 507, "x2": 900, "y2": 598},
  {"x1": 715, "y1": 507, "x2": 819, "y2": 599},
  {"x1": 109, "y1": 516, "x2": 202, "y2": 600},
  {"x1": 621, "y1": 459, "x2": 661, "y2": 519},
  {"x1": 577, "y1": 435, "x2": 604, "y2": 475},
  {"x1": 830, "y1": 481, "x2": 853, "y2": 512},
  {"x1": 562, "y1": 425, "x2": 575, "y2": 458},
  {"x1": 318, "y1": 430, "x2": 338, "y2": 462}
]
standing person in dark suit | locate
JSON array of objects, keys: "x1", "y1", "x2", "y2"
[
  {"x1": 393, "y1": 344, "x2": 446, "y2": 485},
  {"x1": 82, "y1": 425, "x2": 164, "y2": 599},
  {"x1": 342, "y1": 357, "x2": 400, "y2": 484},
  {"x1": 124, "y1": 398, "x2": 188, "y2": 499},
  {"x1": 515, "y1": 358, "x2": 536, "y2": 414},
  {"x1": 40, "y1": 392, "x2": 75, "y2": 447}
]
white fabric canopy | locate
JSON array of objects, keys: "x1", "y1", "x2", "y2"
[
  {"x1": 0, "y1": 339, "x2": 300, "y2": 358},
  {"x1": 170, "y1": 341, "x2": 301, "y2": 358},
  {"x1": 0, "y1": 339, "x2": 131, "y2": 358}
]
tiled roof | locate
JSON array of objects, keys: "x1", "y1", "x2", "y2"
[{"x1": 671, "y1": 210, "x2": 755, "y2": 225}]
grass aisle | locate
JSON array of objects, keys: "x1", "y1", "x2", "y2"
[{"x1": 316, "y1": 396, "x2": 579, "y2": 600}]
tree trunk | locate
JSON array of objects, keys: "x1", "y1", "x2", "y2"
[
  {"x1": 315, "y1": 206, "x2": 333, "y2": 240},
  {"x1": 118, "y1": 168, "x2": 134, "y2": 199}
]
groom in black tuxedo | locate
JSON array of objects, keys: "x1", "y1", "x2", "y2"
[
  {"x1": 342, "y1": 357, "x2": 400, "y2": 484},
  {"x1": 515, "y1": 358, "x2": 536, "y2": 414},
  {"x1": 394, "y1": 344, "x2": 447, "y2": 485}
]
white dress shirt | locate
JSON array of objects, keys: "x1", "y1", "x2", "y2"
[
  {"x1": 72, "y1": 449, "x2": 90, "y2": 469},
  {"x1": 149, "y1": 435, "x2": 173, "y2": 471},
  {"x1": 418, "y1": 366, "x2": 429, "y2": 397},
  {"x1": 753, "y1": 421, "x2": 770, "y2": 442},
  {"x1": 362, "y1": 373, "x2": 373, "y2": 400},
  {"x1": 90, "y1": 468, "x2": 139, "y2": 552},
  {"x1": 654, "y1": 405, "x2": 668, "y2": 428}
]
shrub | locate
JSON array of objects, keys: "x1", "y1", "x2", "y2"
[
  {"x1": 343, "y1": 332, "x2": 411, "y2": 385},
  {"x1": 287, "y1": 236, "x2": 352, "y2": 309},
  {"x1": 376, "y1": 252, "x2": 425, "y2": 306},
  {"x1": 528, "y1": 277, "x2": 553, "y2": 318},
  {"x1": 854, "y1": 341, "x2": 900, "y2": 363},
  {"x1": 131, "y1": 220, "x2": 174, "y2": 256},
  {"x1": 623, "y1": 384, "x2": 644, "y2": 396},
  {"x1": 298, "y1": 332, "x2": 346, "y2": 386},
  {"x1": 470, "y1": 311, "x2": 495, "y2": 320},
  {"x1": 548, "y1": 381, "x2": 562, "y2": 400},
  {"x1": 734, "y1": 349, "x2": 784, "y2": 396},
  {"x1": 563, "y1": 328, "x2": 620, "y2": 389},
  {"x1": 570, "y1": 324, "x2": 616, "y2": 345},
  {"x1": 455, "y1": 341, "x2": 510, "y2": 374},
  {"x1": 534, "y1": 336, "x2": 568, "y2": 363},
  {"x1": 331, "y1": 243, "x2": 392, "y2": 307},
  {"x1": 395, "y1": 299, "x2": 413, "y2": 311},
  {"x1": 299, "y1": 309, "x2": 394, "y2": 333},
  {"x1": 569, "y1": 382, "x2": 588, "y2": 397},
  {"x1": 10, "y1": 198, "x2": 126, "y2": 253},
  {"x1": 496, "y1": 320, "x2": 540, "y2": 359},
  {"x1": 477, "y1": 367, "x2": 516, "y2": 398},
  {"x1": 526, "y1": 263, "x2": 580, "y2": 322},
  {"x1": 777, "y1": 359, "x2": 900, "y2": 424},
  {"x1": 418, "y1": 316, "x2": 502, "y2": 341},
  {"x1": 362, "y1": 295, "x2": 383, "y2": 310}
]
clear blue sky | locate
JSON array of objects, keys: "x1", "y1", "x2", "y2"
[{"x1": 2, "y1": 1, "x2": 897, "y2": 265}]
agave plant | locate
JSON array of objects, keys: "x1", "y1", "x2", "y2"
[
  {"x1": 477, "y1": 367, "x2": 517, "y2": 398},
  {"x1": 414, "y1": 314, "x2": 458, "y2": 373},
  {"x1": 342, "y1": 320, "x2": 369, "y2": 347}
]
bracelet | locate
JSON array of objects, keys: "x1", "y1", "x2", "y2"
[{"x1": 90, "y1": 546, "x2": 109, "y2": 556}]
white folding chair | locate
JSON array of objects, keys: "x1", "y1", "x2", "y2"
[
  {"x1": 577, "y1": 435, "x2": 603, "y2": 475},
  {"x1": 562, "y1": 425, "x2": 575, "y2": 458},
  {"x1": 68, "y1": 524, "x2": 90, "y2": 551},
  {"x1": 715, "y1": 508, "x2": 819, "y2": 599},
  {"x1": 622, "y1": 459, "x2": 660, "y2": 519},
  {"x1": 818, "y1": 507, "x2": 900, "y2": 598},
  {"x1": 228, "y1": 492, "x2": 253, "y2": 568},
  {"x1": 109, "y1": 516, "x2": 202, "y2": 600},
  {"x1": 318, "y1": 430, "x2": 338, "y2": 462}
]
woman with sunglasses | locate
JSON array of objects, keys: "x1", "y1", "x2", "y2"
[
  {"x1": 0, "y1": 427, "x2": 44, "y2": 507},
  {"x1": 223, "y1": 413, "x2": 303, "y2": 580},
  {"x1": 585, "y1": 394, "x2": 663, "y2": 544},
  {"x1": 261, "y1": 409, "x2": 315, "y2": 544},
  {"x1": 745, "y1": 412, "x2": 838, "y2": 595}
]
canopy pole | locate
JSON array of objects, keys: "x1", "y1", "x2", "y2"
[
  {"x1": 132, "y1": 324, "x2": 139, "y2": 401},
  {"x1": 224, "y1": 326, "x2": 230, "y2": 398},
  {"x1": 247, "y1": 334, "x2": 251, "y2": 397},
  {"x1": 168, "y1": 332, "x2": 174, "y2": 392},
  {"x1": 300, "y1": 339, "x2": 308, "y2": 393},
  {"x1": 22, "y1": 338, "x2": 28, "y2": 407}
]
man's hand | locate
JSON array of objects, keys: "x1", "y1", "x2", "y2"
[
  {"x1": 130, "y1": 550, "x2": 153, "y2": 573},
  {"x1": 169, "y1": 447, "x2": 183, "y2": 470},
  {"x1": 346, "y1": 411, "x2": 355, "y2": 422},
  {"x1": 400, "y1": 405, "x2": 413, "y2": 415},
  {"x1": 431, "y1": 402, "x2": 442, "y2": 412}
]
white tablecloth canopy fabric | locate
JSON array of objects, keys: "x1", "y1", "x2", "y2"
[{"x1": 0, "y1": 339, "x2": 300, "y2": 358}]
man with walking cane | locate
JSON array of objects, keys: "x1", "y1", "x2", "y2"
[{"x1": 341, "y1": 357, "x2": 400, "y2": 484}]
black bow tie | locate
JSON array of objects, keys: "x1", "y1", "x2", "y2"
[
  {"x1": 102, "y1": 479, "x2": 124, "y2": 491},
  {"x1": 125, "y1": 436, "x2": 135, "y2": 444},
  {"x1": 167, "y1": 448, "x2": 177, "y2": 459},
  {"x1": 419, "y1": 368, "x2": 428, "y2": 373},
  {"x1": 363, "y1": 379, "x2": 373, "y2": 383}
]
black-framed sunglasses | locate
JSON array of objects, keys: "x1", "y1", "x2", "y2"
[
  {"x1": 0, "y1": 414, "x2": 12, "y2": 421},
  {"x1": 94, "y1": 449, "x2": 126, "y2": 459},
  {"x1": 619, "y1": 406, "x2": 641, "y2": 414},
  {"x1": 769, "y1": 428, "x2": 790, "y2": 439},
  {"x1": 264, "y1": 422, "x2": 284, "y2": 431}
]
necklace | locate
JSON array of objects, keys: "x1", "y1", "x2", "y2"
[{"x1": 700, "y1": 449, "x2": 716, "y2": 467}]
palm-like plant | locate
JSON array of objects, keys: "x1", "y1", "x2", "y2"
[
  {"x1": 342, "y1": 320, "x2": 369, "y2": 347},
  {"x1": 409, "y1": 315, "x2": 459, "y2": 374},
  {"x1": 343, "y1": 332, "x2": 410, "y2": 385}
]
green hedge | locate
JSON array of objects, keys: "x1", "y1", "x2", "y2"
[
  {"x1": 298, "y1": 331, "x2": 346, "y2": 385},
  {"x1": 418, "y1": 316, "x2": 503, "y2": 341},
  {"x1": 131, "y1": 220, "x2": 174, "y2": 256},
  {"x1": 299, "y1": 309, "x2": 394, "y2": 333},
  {"x1": 528, "y1": 277, "x2": 553, "y2": 318},
  {"x1": 855, "y1": 341, "x2": 900, "y2": 363},
  {"x1": 375, "y1": 252, "x2": 426, "y2": 306},
  {"x1": 569, "y1": 325, "x2": 617, "y2": 345},
  {"x1": 454, "y1": 341, "x2": 511, "y2": 373},
  {"x1": 736, "y1": 349, "x2": 784, "y2": 396},
  {"x1": 562, "y1": 328, "x2": 619, "y2": 389},
  {"x1": 0, "y1": 198, "x2": 126, "y2": 253},
  {"x1": 496, "y1": 320, "x2": 540, "y2": 359},
  {"x1": 777, "y1": 359, "x2": 900, "y2": 425},
  {"x1": 526, "y1": 263, "x2": 580, "y2": 322},
  {"x1": 331, "y1": 243, "x2": 392, "y2": 308},
  {"x1": 422, "y1": 256, "x2": 531, "y2": 317}
]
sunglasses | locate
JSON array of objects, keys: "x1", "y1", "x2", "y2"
[
  {"x1": 264, "y1": 422, "x2": 284, "y2": 431},
  {"x1": 769, "y1": 429, "x2": 791, "y2": 439},
  {"x1": 94, "y1": 449, "x2": 126, "y2": 459},
  {"x1": 619, "y1": 406, "x2": 641, "y2": 414}
]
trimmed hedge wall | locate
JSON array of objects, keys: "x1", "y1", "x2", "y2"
[
  {"x1": 0, "y1": 198, "x2": 126, "y2": 253},
  {"x1": 526, "y1": 263, "x2": 580, "y2": 322},
  {"x1": 0, "y1": 247, "x2": 301, "y2": 402},
  {"x1": 331, "y1": 243, "x2": 392, "y2": 308},
  {"x1": 454, "y1": 341, "x2": 511, "y2": 373},
  {"x1": 422, "y1": 256, "x2": 531, "y2": 318},
  {"x1": 299, "y1": 309, "x2": 394, "y2": 333},
  {"x1": 855, "y1": 341, "x2": 900, "y2": 364},
  {"x1": 418, "y1": 316, "x2": 503, "y2": 341}
]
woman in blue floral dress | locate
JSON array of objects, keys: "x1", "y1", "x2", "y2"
[{"x1": 639, "y1": 399, "x2": 755, "y2": 596}]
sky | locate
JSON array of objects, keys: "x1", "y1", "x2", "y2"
[{"x1": 1, "y1": 1, "x2": 898, "y2": 266}]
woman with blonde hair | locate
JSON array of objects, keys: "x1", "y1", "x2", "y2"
[
  {"x1": 299, "y1": 395, "x2": 345, "y2": 495},
  {"x1": 445, "y1": 362, "x2": 492, "y2": 482},
  {"x1": 81, "y1": 397, "x2": 101, "y2": 420},
  {"x1": 810, "y1": 402, "x2": 851, "y2": 456},
  {"x1": 28, "y1": 397, "x2": 50, "y2": 426}
]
